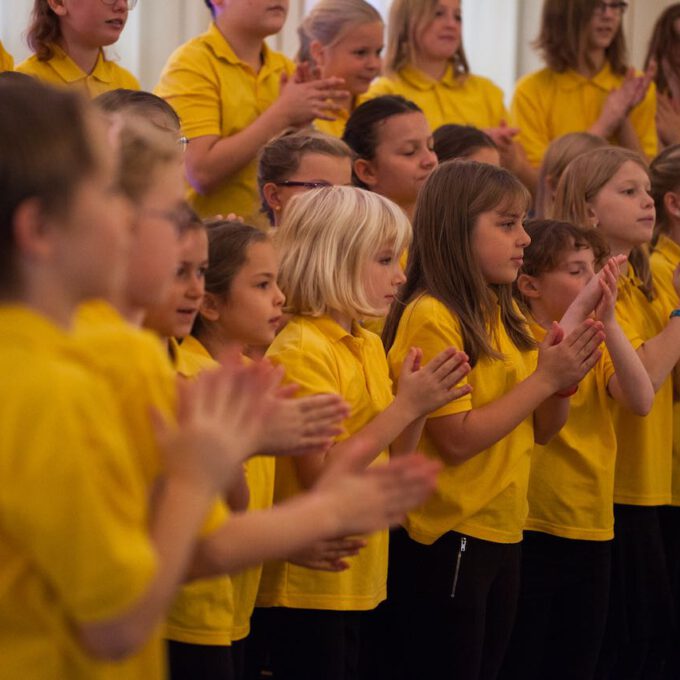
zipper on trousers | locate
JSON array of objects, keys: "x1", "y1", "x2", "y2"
[{"x1": 450, "y1": 536, "x2": 467, "y2": 598}]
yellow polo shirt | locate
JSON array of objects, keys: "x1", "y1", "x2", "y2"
[
  {"x1": 258, "y1": 315, "x2": 392, "y2": 611},
  {"x1": 387, "y1": 294, "x2": 537, "y2": 545},
  {"x1": 155, "y1": 23, "x2": 296, "y2": 221},
  {"x1": 511, "y1": 63, "x2": 657, "y2": 167},
  {"x1": 17, "y1": 44, "x2": 139, "y2": 97},
  {"x1": 168, "y1": 335, "x2": 217, "y2": 378},
  {"x1": 0, "y1": 41, "x2": 13, "y2": 72},
  {"x1": 0, "y1": 306, "x2": 157, "y2": 679},
  {"x1": 362, "y1": 64, "x2": 507, "y2": 132},
  {"x1": 650, "y1": 235, "x2": 680, "y2": 505},
  {"x1": 524, "y1": 320, "x2": 617, "y2": 541},
  {"x1": 612, "y1": 269, "x2": 673, "y2": 505},
  {"x1": 315, "y1": 107, "x2": 349, "y2": 138}
]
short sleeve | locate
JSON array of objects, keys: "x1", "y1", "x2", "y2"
[
  {"x1": 629, "y1": 80, "x2": 658, "y2": 159},
  {"x1": 511, "y1": 73, "x2": 550, "y2": 167}
]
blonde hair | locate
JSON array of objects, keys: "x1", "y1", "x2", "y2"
[
  {"x1": 535, "y1": 132, "x2": 609, "y2": 219},
  {"x1": 385, "y1": 0, "x2": 469, "y2": 76},
  {"x1": 553, "y1": 146, "x2": 655, "y2": 300},
  {"x1": 297, "y1": 0, "x2": 382, "y2": 65},
  {"x1": 276, "y1": 186, "x2": 411, "y2": 318},
  {"x1": 118, "y1": 118, "x2": 182, "y2": 204}
]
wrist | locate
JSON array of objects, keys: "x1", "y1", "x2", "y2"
[{"x1": 393, "y1": 392, "x2": 422, "y2": 423}]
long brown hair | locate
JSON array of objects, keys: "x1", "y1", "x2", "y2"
[
  {"x1": 645, "y1": 3, "x2": 680, "y2": 96},
  {"x1": 383, "y1": 160, "x2": 534, "y2": 366},
  {"x1": 553, "y1": 146, "x2": 656, "y2": 301},
  {"x1": 650, "y1": 143, "x2": 680, "y2": 244},
  {"x1": 27, "y1": 0, "x2": 62, "y2": 62},
  {"x1": 535, "y1": 0, "x2": 628, "y2": 75}
]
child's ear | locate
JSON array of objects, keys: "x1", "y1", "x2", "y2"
[
  {"x1": 262, "y1": 182, "x2": 283, "y2": 216},
  {"x1": 13, "y1": 198, "x2": 54, "y2": 261},
  {"x1": 199, "y1": 292, "x2": 221, "y2": 322},
  {"x1": 664, "y1": 191, "x2": 680, "y2": 220},
  {"x1": 354, "y1": 159, "x2": 378, "y2": 189},
  {"x1": 46, "y1": 0, "x2": 67, "y2": 17},
  {"x1": 516, "y1": 273, "x2": 541, "y2": 300},
  {"x1": 585, "y1": 203, "x2": 599, "y2": 228},
  {"x1": 309, "y1": 40, "x2": 326, "y2": 68}
]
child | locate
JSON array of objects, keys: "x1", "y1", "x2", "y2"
[
  {"x1": 0, "y1": 40, "x2": 13, "y2": 72},
  {"x1": 499, "y1": 220, "x2": 653, "y2": 680},
  {"x1": 433, "y1": 124, "x2": 500, "y2": 165},
  {"x1": 154, "y1": 0, "x2": 347, "y2": 223},
  {"x1": 553, "y1": 145, "x2": 680, "y2": 678},
  {"x1": 534, "y1": 132, "x2": 608, "y2": 219},
  {"x1": 258, "y1": 129, "x2": 354, "y2": 226},
  {"x1": 382, "y1": 160, "x2": 605, "y2": 680},
  {"x1": 364, "y1": 0, "x2": 533, "y2": 188},
  {"x1": 297, "y1": 0, "x2": 383, "y2": 138},
  {"x1": 343, "y1": 95, "x2": 438, "y2": 222},
  {"x1": 645, "y1": 4, "x2": 680, "y2": 149},
  {"x1": 0, "y1": 75, "x2": 275, "y2": 680},
  {"x1": 259, "y1": 185, "x2": 472, "y2": 680},
  {"x1": 17, "y1": 0, "x2": 140, "y2": 96},
  {"x1": 512, "y1": 0, "x2": 657, "y2": 174}
]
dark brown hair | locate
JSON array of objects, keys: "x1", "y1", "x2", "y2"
[
  {"x1": 27, "y1": 0, "x2": 62, "y2": 62},
  {"x1": 535, "y1": 0, "x2": 628, "y2": 75},
  {"x1": 650, "y1": 143, "x2": 680, "y2": 244},
  {"x1": 383, "y1": 160, "x2": 534, "y2": 366},
  {"x1": 433, "y1": 124, "x2": 497, "y2": 163},
  {"x1": 0, "y1": 79, "x2": 96, "y2": 293},
  {"x1": 645, "y1": 3, "x2": 680, "y2": 96}
]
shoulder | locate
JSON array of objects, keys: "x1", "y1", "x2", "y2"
[
  {"x1": 515, "y1": 67, "x2": 555, "y2": 91},
  {"x1": 15, "y1": 54, "x2": 47, "y2": 76}
]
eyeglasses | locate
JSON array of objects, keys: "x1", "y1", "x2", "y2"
[
  {"x1": 101, "y1": 0, "x2": 138, "y2": 9},
  {"x1": 275, "y1": 180, "x2": 332, "y2": 190},
  {"x1": 178, "y1": 136, "x2": 189, "y2": 153},
  {"x1": 593, "y1": 1, "x2": 628, "y2": 15}
]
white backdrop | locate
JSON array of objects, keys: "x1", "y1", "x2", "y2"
[{"x1": 0, "y1": 0, "x2": 673, "y2": 97}]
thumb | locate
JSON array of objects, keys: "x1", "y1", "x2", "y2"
[
  {"x1": 542, "y1": 321, "x2": 564, "y2": 348},
  {"x1": 400, "y1": 347, "x2": 419, "y2": 375}
]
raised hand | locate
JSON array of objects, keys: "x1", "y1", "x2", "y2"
[{"x1": 275, "y1": 72, "x2": 349, "y2": 127}]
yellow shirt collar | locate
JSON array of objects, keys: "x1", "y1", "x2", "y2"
[
  {"x1": 203, "y1": 22, "x2": 278, "y2": 76},
  {"x1": 556, "y1": 62, "x2": 618, "y2": 92},
  {"x1": 398, "y1": 62, "x2": 461, "y2": 92},
  {"x1": 48, "y1": 44, "x2": 115, "y2": 84}
]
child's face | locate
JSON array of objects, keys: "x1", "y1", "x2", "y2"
[
  {"x1": 472, "y1": 204, "x2": 530, "y2": 285},
  {"x1": 125, "y1": 161, "x2": 186, "y2": 312},
  {"x1": 143, "y1": 228, "x2": 208, "y2": 338},
  {"x1": 415, "y1": 0, "x2": 462, "y2": 63},
  {"x1": 588, "y1": 160, "x2": 655, "y2": 251},
  {"x1": 55, "y1": 112, "x2": 132, "y2": 303},
  {"x1": 57, "y1": 0, "x2": 130, "y2": 48},
  {"x1": 314, "y1": 21, "x2": 384, "y2": 96},
  {"x1": 219, "y1": 0, "x2": 289, "y2": 38},
  {"x1": 584, "y1": 3, "x2": 623, "y2": 52},
  {"x1": 357, "y1": 112, "x2": 437, "y2": 210},
  {"x1": 362, "y1": 242, "x2": 407, "y2": 317},
  {"x1": 207, "y1": 240, "x2": 285, "y2": 347},
  {"x1": 265, "y1": 152, "x2": 353, "y2": 224},
  {"x1": 531, "y1": 247, "x2": 597, "y2": 322}
]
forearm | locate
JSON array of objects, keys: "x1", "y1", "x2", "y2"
[
  {"x1": 617, "y1": 118, "x2": 645, "y2": 157},
  {"x1": 186, "y1": 107, "x2": 287, "y2": 194},
  {"x1": 533, "y1": 395, "x2": 569, "y2": 444},
  {"x1": 225, "y1": 464, "x2": 250, "y2": 512},
  {"x1": 391, "y1": 415, "x2": 426, "y2": 457}
]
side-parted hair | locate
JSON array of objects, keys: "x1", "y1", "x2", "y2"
[
  {"x1": 535, "y1": 132, "x2": 609, "y2": 219},
  {"x1": 644, "y1": 3, "x2": 680, "y2": 96},
  {"x1": 535, "y1": 0, "x2": 628, "y2": 75},
  {"x1": 0, "y1": 79, "x2": 97, "y2": 292},
  {"x1": 297, "y1": 0, "x2": 382, "y2": 65},
  {"x1": 276, "y1": 186, "x2": 411, "y2": 318},
  {"x1": 553, "y1": 146, "x2": 655, "y2": 300},
  {"x1": 95, "y1": 89, "x2": 181, "y2": 131},
  {"x1": 383, "y1": 160, "x2": 534, "y2": 366},
  {"x1": 650, "y1": 143, "x2": 680, "y2": 244},
  {"x1": 27, "y1": 0, "x2": 61, "y2": 61},
  {"x1": 204, "y1": 0, "x2": 215, "y2": 18},
  {"x1": 433, "y1": 124, "x2": 497, "y2": 163},
  {"x1": 257, "y1": 129, "x2": 353, "y2": 223},
  {"x1": 118, "y1": 119, "x2": 182, "y2": 205},
  {"x1": 385, "y1": 0, "x2": 469, "y2": 76},
  {"x1": 343, "y1": 95, "x2": 423, "y2": 188}
]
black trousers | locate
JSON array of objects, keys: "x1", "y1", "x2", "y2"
[
  {"x1": 498, "y1": 531, "x2": 612, "y2": 680},
  {"x1": 167, "y1": 640, "x2": 235, "y2": 680},
  {"x1": 388, "y1": 527, "x2": 521, "y2": 680},
  {"x1": 659, "y1": 505, "x2": 680, "y2": 680}
]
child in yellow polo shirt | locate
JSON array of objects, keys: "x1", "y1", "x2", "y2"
[
  {"x1": 297, "y1": 0, "x2": 383, "y2": 138},
  {"x1": 0, "y1": 74, "x2": 273, "y2": 680},
  {"x1": 257, "y1": 129, "x2": 353, "y2": 227},
  {"x1": 17, "y1": 0, "x2": 139, "y2": 96},
  {"x1": 511, "y1": 0, "x2": 656, "y2": 178},
  {"x1": 500, "y1": 220, "x2": 653, "y2": 680},
  {"x1": 554, "y1": 146, "x2": 680, "y2": 678},
  {"x1": 0, "y1": 40, "x2": 14, "y2": 72},
  {"x1": 382, "y1": 161, "x2": 605, "y2": 680},
  {"x1": 154, "y1": 0, "x2": 348, "y2": 223},
  {"x1": 364, "y1": 0, "x2": 534, "y2": 188},
  {"x1": 260, "y1": 186, "x2": 470, "y2": 680}
]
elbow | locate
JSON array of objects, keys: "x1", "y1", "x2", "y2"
[
  {"x1": 628, "y1": 391, "x2": 654, "y2": 417},
  {"x1": 186, "y1": 163, "x2": 220, "y2": 195},
  {"x1": 534, "y1": 429, "x2": 554, "y2": 446},
  {"x1": 78, "y1": 622, "x2": 147, "y2": 662},
  {"x1": 436, "y1": 442, "x2": 477, "y2": 466}
]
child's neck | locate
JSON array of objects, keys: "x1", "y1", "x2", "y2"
[
  {"x1": 57, "y1": 32, "x2": 101, "y2": 75},
  {"x1": 328, "y1": 309, "x2": 354, "y2": 334},
  {"x1": 411, "y1": 54, "x2": 449, "y2": 81},
  {"x1": 526, "y1": 302, "x2": 560, "y2": 331},
  {"x1": 577, "y1": 47, "x2": 606, "y2": 78},
  {"x1": 215, "y1": 16, "x2": 265, "y2": 72},
  {"x1": 116, "y1": 297, "x2": 146, "y2": 327},
  {"x1": 15, "y1": 270, "x2": 76, "y2": 329},
  {"x1": 194, "y1": 325, "x2": 244, "y2": 361}
]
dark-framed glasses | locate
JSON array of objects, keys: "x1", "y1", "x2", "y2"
[
  {"x1": 593, "y1": 1, "x2": 628, "y2": 15},
  {"x1": 275, "y1": 180, "x2": 332, "y2": 190}
]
